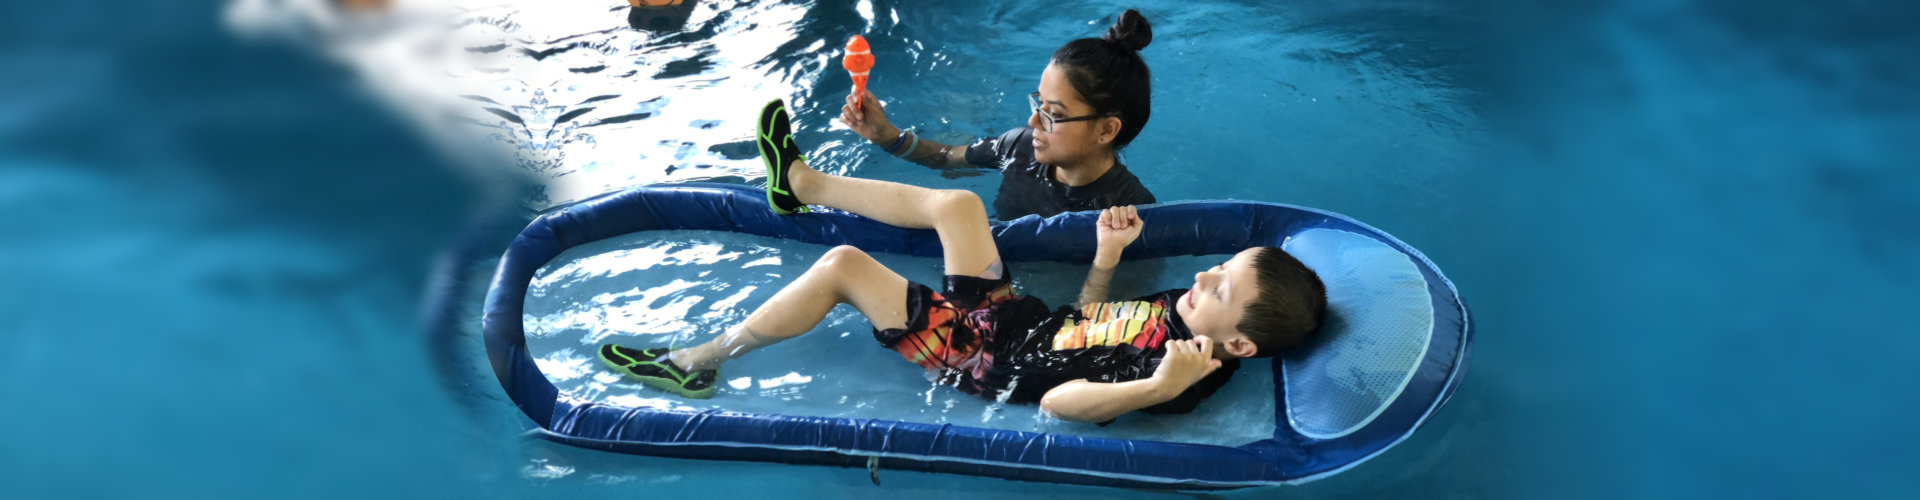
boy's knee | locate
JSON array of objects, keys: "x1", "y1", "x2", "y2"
[
  {"x1": 816, "y1": 245, "x2": 871, "y2": 271},
  {"x1": 933, "y1": 190, "x2": 987, "y2": 221}
]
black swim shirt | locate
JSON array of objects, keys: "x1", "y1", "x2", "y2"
[
  {"x1": 984, "y1": 289, "x2": 1239, "y2": 416},
  {"x1": 964, "y1": 127, "x2": 1158, "y2": 220}
]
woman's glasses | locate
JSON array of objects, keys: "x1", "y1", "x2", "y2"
[{"x1": 1028, "y1": 92, "x2": 1109, "y2": 133}]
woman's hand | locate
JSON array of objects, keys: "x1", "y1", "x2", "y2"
[
  {"x1": 1094, "y1": 205, "x2": 1143, "y2": 267},
  {"x1": 1150, "y1": 336, "x2": 1222, "y2": 393},
  {"x1": 840, "y1": 89, "x2": 898, "y2": 145}
]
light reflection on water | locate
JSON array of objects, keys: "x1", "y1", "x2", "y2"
[
  {"x1": 232, "y1": 0, "x2": 832, "y2": 207},
  {"x1": 437, "y1": 0, "x2": 828, "y2": 206}
]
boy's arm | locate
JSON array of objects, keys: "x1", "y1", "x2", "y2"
[
  {"x1": 1076, "y1": 257, "x2": 1120, "y2": 307},
  {"x1": 1039, "y1": 336, "x2": 1223, "y2": 423},
  {"x1": 1077, "y1": 206, "x2": 1141, "y2": 307},
  {"x1": 1038, "y1": 377, "x2": 1177, "y2": 423}
]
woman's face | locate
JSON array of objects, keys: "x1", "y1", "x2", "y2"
[{"x1": 1029, "y1": 63, "x2": 1118, "y2": 166}]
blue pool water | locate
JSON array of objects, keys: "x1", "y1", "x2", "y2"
[{"x1": 3, "y1": 0, "x2": 1916, "y2": 498}]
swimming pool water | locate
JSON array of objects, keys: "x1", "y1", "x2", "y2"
[{"x1": 6, "y1": 0, "x2": 1916, "y2": 498}]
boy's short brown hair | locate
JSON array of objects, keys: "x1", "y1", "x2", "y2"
[{"x1": 1238, "y1": 247, "x2": 1327, "y2": 357}]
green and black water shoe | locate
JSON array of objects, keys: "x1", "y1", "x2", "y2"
[
  {"x1": 757, "y1": 99, "x2": 810, "y2": 215},
  {"x1": 598, "y1": 344, "x2": 719, "y2": 399}
]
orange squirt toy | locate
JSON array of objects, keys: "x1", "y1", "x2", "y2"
[{"x1": 842, "y1": 36, "x2": 875, "y2": 112}]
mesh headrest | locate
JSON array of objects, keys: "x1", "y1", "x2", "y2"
[{"x1": 1280, "y1": 229, "x2": 1435, "y2": 439}]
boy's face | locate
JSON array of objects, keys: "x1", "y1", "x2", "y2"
[{"x1": 1175, "y1": 248, "x2": 1264, "y2": 354}]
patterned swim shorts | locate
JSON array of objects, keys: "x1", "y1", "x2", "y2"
[{"x1": 871, "y1": 272, "x2": 1024, "y2": 396}]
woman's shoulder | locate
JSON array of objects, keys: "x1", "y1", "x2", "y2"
[
  {"x1": 966, "y1": 127, "x2": 1039, "y2": 168},
  {"x1": 1096, "y1": 161, "x2": 1157, "y2": 203},
  {"x1": 995, "y1": 127, "x2": 1035, "y2": 156}
]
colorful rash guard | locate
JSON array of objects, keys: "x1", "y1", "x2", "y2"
[
  {"x1": 1048, "y1": 299, "x2": 1180, "y2": 351},
  {"x1": 964, "y1": 127, "x2": 1158, "y2": 220}
]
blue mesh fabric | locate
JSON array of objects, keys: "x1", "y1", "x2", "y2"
[{"x1": 1280, "y1": 229, "x2": 1434, "y2": 439}]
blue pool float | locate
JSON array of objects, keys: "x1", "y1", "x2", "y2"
[{"x1": 482, "y1": 182, "x2": 1472, "y2": 489}]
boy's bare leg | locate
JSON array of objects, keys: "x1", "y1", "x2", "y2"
[
  {"x1": 673, "y1": 99, "x2": 993, "y2": 374},
  {"x1": 669, "y1": 246, "x2": 910, "y2": 371},
  {"x1": 758, "y1": 99, "x2": 998, "y2": 279},
  {"x1": 786, "y1": 160, "x2": 1001, "y2": 279}
]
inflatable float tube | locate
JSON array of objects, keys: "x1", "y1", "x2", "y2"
[{"x1": 482, "y1": 182, "x2": 1472, "y2": 489}]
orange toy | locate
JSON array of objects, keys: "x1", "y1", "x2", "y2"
[{"x1": 842, "y1": 36, "x2": 874, "y2": 112}]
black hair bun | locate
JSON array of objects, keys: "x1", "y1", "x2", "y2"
[{"x1": 1102, "y1": 9, "x2": 1153, "y2": 52}]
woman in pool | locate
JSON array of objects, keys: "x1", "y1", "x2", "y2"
[{"x1": 840, "y1": 9, "x2": 1158, "y2": 220}]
